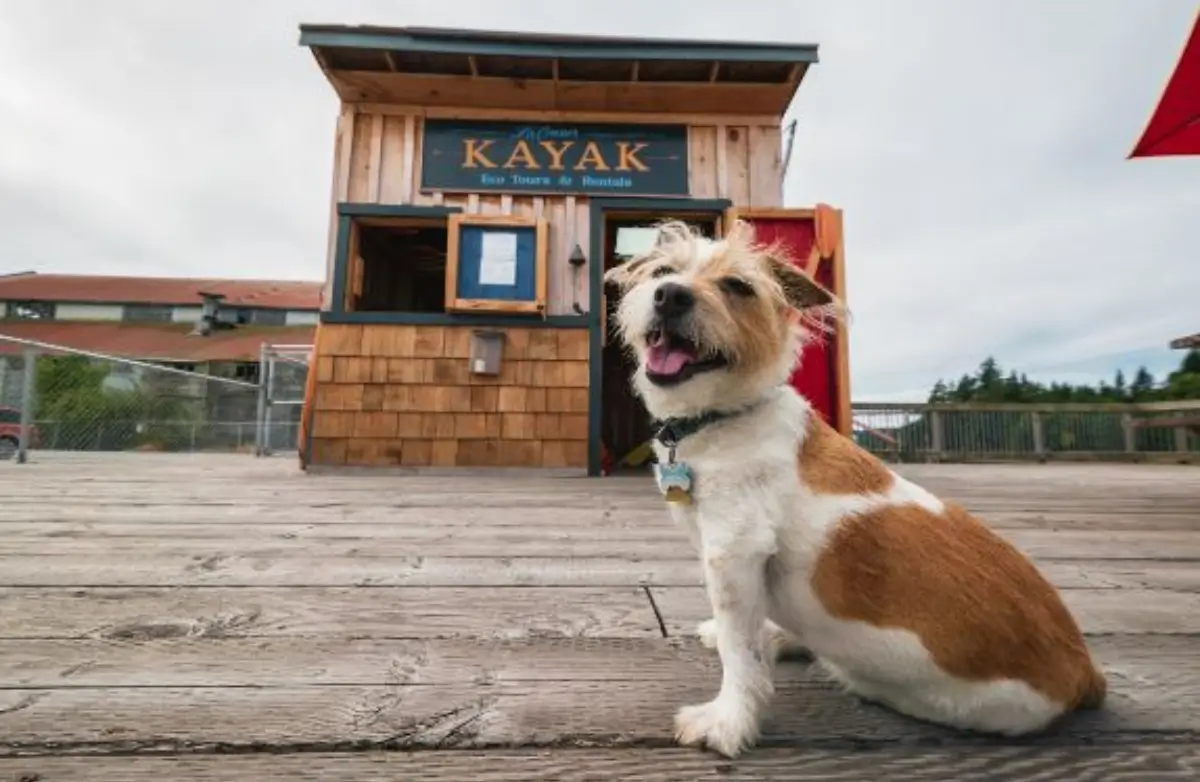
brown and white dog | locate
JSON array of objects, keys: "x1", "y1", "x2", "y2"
[{"x1": 604, "y1": 219, "x2": 1107, "y2": 758}]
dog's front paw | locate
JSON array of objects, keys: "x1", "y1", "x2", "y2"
[{"x1": 674, "y1": 699, "x2": 759, "y2": 758}]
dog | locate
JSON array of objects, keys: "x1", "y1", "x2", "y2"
[{"x1": 603, "y1": 219, "x2": 1106, "y2": 758}]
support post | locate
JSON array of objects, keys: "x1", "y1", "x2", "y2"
[
  {"x1": 1174, "y1": 425, "x2": 1190, "y2": 458},
  {"x1": 254, "y1": 344, "x2": 269, "y2": 458},
  {"x1": 928, "y1": 409, "x2": 944, "y2": 463},
  {"x1": 1121, "y1": 413, "x2": 1136, "y2": 457},
  {"x1": 16, "y1": 347, "x2": 36, "y2": 464},
  {"x1": 1030, "y1": 411, "x2": 1046, "y2": 463},
  {"x1": 263, "y1": 350, "x2": 275, "y2": 456}
]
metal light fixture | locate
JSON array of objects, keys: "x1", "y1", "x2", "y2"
[{"x1": 569, "y1": 244, "x2": 586, "y2": 268}]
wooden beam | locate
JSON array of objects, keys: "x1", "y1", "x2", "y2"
[
  {"x1": 631, "y1": 61, "x2": 639, "y2": 82},
  {"x1": 355, "y1": 102, "x2": 781, "y2": 128},
  {"x1": 709, "y1": 61, "x2": 721, "y2": 82},
  {"x1": 467, "y1": 55, "x2": 479, "y2": 77},
  {"x1": 383, "y1": 51, "x2": 399, "y2": 72},
  {"x1": 328, "y1": 71, "x2": 794, "y2": 116}
]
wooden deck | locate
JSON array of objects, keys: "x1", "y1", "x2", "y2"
[{"x1": 1, "y1": 454, "x2": 1199, "y2": 780}]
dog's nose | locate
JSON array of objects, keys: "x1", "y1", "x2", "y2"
[{"x1": 653, "y1": 282, "x2": 695, "y2": 317}]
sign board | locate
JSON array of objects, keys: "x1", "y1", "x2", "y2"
[{"x1": 421, "y1": 119, "x2": 689, "y2": 196}]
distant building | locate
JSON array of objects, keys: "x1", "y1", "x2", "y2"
[
  {"x1": 0, "y1": 272, "x2": 321, "y2": 438},
  {"x1": 0, "y1": 271, "x2": 319, "y2": 375}
]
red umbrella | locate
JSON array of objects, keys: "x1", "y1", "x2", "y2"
[{"x1": 1130, "y1": 8, "x2": 1200, "y2": 157}]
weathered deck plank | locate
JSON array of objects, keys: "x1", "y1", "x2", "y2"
[
  {"x1": 0, "y1": 586, "x2": 662, "y2": 640},
  {"x1": 0, "y1": 453, "x2": 1197, "y2": 777},
  {"x1": 3, "y1": 746, "x2": 1199, "y2": 782},
  {"x1": 2, "y1": 557, "x2": 1198, "y2": 590},
  {"x1": 2, "y1": 527, "x2": 1198, "y2": 562},
  {"x1": 3, "y1": 635, "x2": 1198, "y2": 753},
  {"x1": 7, "y1": 635, "x2": 1197, "y2": 689},
  {"x1": 3, "y1": 506, "x2": 1199, "y2": 531},
  {"x1": 650, "y1": 585, "x2": 1200, "y2": 635}
]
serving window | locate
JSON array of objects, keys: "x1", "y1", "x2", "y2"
[{"x1": 337, "y1": 208, "x2": 547, "y2": 317}]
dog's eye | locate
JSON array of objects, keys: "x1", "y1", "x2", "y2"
[
  {"x1": 719, "y1": 277, "x2": 756, "y2": 297},
  {"x1": 650, "y1": 266, "x2": 676, "y2": 279}
]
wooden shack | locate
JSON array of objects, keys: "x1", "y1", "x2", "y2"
[{"x1": 297, "y1": 25, "x2": 851, "y2": 475}]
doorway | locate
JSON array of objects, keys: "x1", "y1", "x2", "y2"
[{"x1": 597, "y1": 208, "x2": 722, "y2": 474}]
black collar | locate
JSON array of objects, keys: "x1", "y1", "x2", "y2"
[{"x1": 653, "y1": 400, "x2": 765, "y2": 451}]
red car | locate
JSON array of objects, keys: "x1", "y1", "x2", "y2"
[{"x1": 0, "y1": 406, "x2": 39, "y2": 459}]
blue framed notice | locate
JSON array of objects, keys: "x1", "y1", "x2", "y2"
[{"x1": 445, "y1": 214, "x2": 548, "y2": 314}]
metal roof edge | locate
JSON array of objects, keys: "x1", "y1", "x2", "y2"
[{"x1": 298, "y1": 24, "x2": 819, "y2": 64}]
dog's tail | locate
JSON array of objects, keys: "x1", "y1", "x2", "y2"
[{"x1": 1075, "y1": 663, "x2": 1107, "y2": 711}]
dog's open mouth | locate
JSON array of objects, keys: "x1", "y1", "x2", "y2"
[{"x1": 644, "y1": 328, "x2": 729, "y2": 386}]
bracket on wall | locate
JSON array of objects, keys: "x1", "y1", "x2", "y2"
[{"x1": 569, "y1": 243, "x2": 587, "y2": 315}]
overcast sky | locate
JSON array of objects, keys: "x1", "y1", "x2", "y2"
[{"x1": 1, "y1": 0, "x2": 1197, "y2": 399}]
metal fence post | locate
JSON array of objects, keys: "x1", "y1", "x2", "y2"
[
  {"x1": 16, "y1": 347, "x2": 36, "y2": 464},
  {"x1": 254, "y1": 344, "x2": 269, "y2": 457},
  {"x1": 263, "y1": 349, "x2": 275, "y2": 457}
]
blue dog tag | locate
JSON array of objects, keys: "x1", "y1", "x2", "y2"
[{"x1": 655, "y1": 460, "x2": 694, "y2": 504}]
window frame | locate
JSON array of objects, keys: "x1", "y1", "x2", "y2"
[
  {"x1": 329, "y1": 204, "x2": 464, "y2": 318},
  {"x1": 444, "y1": 213, "x2": 549, "y2": 316}
]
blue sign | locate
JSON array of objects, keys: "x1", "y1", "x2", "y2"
[{"x1": 421, "y1": 119, "x2": 689, "y2": 196}]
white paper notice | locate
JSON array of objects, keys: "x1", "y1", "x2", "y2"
[{"x1": 479, "y1": 231, "x2": 519, "y2": 286}]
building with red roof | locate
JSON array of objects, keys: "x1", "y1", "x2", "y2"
[
  {"x1": 0, "y1": 271, "x2": 320, "y2": 368},
  {"x1": 0, "y1": 273, "x2": 322, "y2": 448}
]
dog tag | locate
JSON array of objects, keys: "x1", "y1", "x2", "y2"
[{"x1": 655, "y1": 460, "x2": 694, "y2": 504}]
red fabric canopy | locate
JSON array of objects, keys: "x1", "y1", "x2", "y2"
[{"x1": 1130, "y1": 10, "x2": 1200, "y2": 157}]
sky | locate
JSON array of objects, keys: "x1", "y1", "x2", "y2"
[{"x1": 0, "y1": 0, "x2": 1197, "y2": 400}]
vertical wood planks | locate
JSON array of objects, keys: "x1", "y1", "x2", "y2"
[
  {"x1": 687, "y1": 126, "x2": 719, "y2": 199},
  {"x1": 400, "y1": 114, "x2": 416, "y2": 203},
  {"x1": 378, "y1": 115, "x2": 407, "y2": 205},
  {"x1": 366, "y1": 114, "x2": 384, "y2": 203},
  {"x1": 748, "y1": 125, "x2": 782, "y2": 207},
  {"x1": 347, "y1": 114, "x2": 374, "y2": 203},
  {"x1": 724, "y1": 126, "x2": 751, "y2": 207}
]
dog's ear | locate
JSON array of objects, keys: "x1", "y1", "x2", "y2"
[
  {"x1": 603, "y1": 255, "x2": 650, "y2": 290},
  {"x1": 766, "y1": 252, "x2": 837, "y2": 311}
]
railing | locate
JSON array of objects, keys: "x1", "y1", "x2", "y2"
[
  {"x1": 4, "y1": 328, "x2": 1197, "y2": 466},
  {"x1": 852, "y1": 401, "x2": 1200, "y2": 463}
]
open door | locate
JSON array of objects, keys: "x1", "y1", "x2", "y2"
[{"x1": 724, "y1": 207, "x2": 851, "y2": 436}]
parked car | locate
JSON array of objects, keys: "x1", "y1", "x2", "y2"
[{"x1": 0, "y1": 406, "x2": 39, "y2": 459}]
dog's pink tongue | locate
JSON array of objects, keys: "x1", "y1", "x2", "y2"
[{"x1": 647, "y1": 343, "x2": 694, "y2": 375}]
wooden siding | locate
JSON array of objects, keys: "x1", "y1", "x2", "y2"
[
  {"x1": 322, "y1": 108, "x2": 783, "y2": 313},
  {"x1": 308, "y1": 323, "x2": 589, "y2": 469}
]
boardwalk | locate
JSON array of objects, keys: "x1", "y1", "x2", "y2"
[{"x1": 1, "y1": 454, "x2": 1199, "y2": 780}]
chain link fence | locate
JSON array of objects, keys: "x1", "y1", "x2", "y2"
[
  {"x1": 0, "y1": 334, "x2": 310, "y2": 462},
  {"x1": 255, "y1": 342, "x2": 312, "y2": 457}
]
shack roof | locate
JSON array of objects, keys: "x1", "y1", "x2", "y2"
[
  {"x1": 1170, "y1": 332, "x2": 1200, "y2": 350},
  {"x1": 299, "y1": 24, "x2": 819, "y2": 118}
]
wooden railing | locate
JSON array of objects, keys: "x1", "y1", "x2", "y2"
[{"x1": 850, "y1": 400, "x2": 1200, "y2": 464}]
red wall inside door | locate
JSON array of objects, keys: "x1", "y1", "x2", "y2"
[{"x1": 740, "y1": 217, "x2": 840, "y2": 430}]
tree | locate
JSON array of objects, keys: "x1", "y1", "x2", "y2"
[
  {"x1": 33, "y1": 355, "x2": 197, "y2": 451},
  {"x1": 1182, "y1": 349, "x2": 1200, "y2": 375},
  {"x1": 1131, "y1": 367, "x2": 1155, "y2": 400}
]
